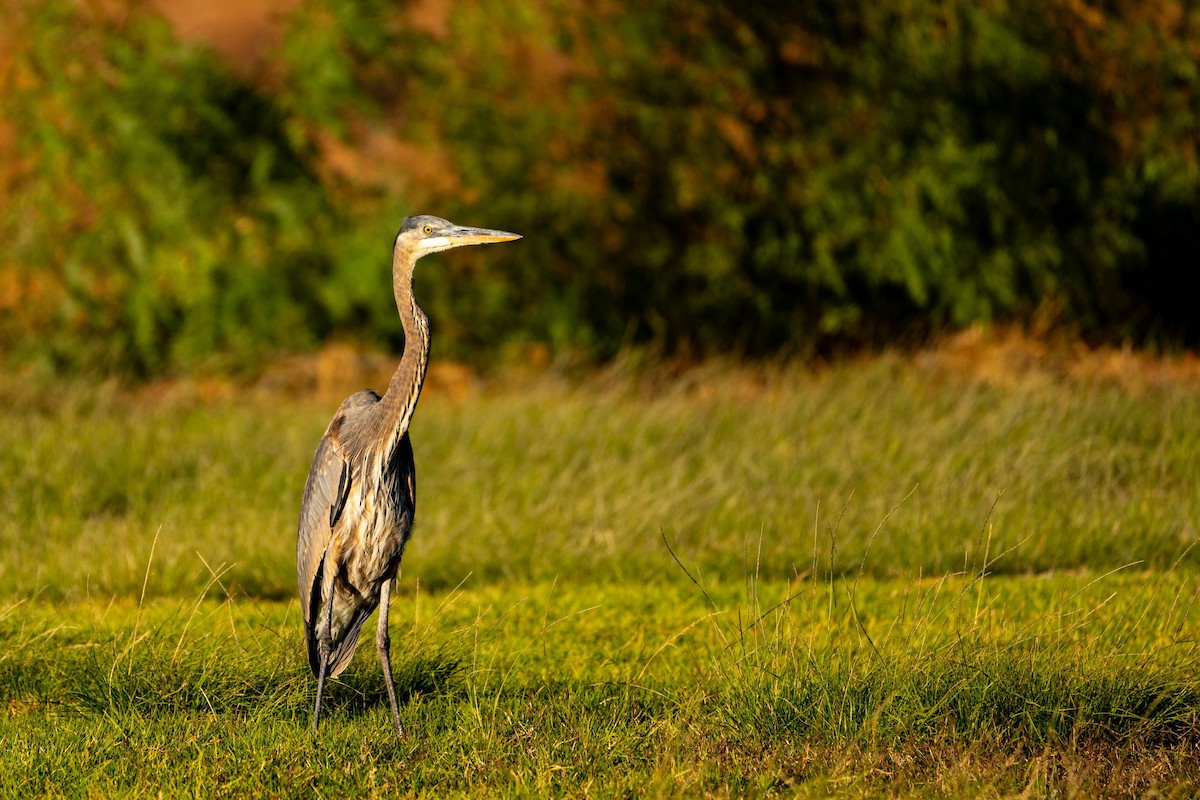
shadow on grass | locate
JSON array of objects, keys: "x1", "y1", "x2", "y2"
[
  {"x1": 23, "y1": 617, "x2": 465, "y2": 726},
  {"x1": 312, "y1": 651, "x2": 466, "y2": 721}
]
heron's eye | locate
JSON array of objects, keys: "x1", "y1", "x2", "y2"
[{"x1": 422, "y1": 225, "x2": 433, "y2": 235}]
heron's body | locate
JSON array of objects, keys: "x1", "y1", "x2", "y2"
[
  {"x1": 297, "y1": 215, "x2": 518, "y2": 737},
  {"x1": 297, "y1": 393, "x2": 418, "y2": 679}
]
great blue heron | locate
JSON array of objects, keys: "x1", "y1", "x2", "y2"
[{"x1": 297, "y1": 215, "x2": 520, "y2": 737}]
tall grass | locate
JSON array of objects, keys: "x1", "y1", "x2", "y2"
[{"x1": 0, "y1": 355, "x2": 1196, "y2": 602}]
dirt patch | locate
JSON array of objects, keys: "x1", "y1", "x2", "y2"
[
  {"x1": 254, "y1": 344, "x2": 480, "y2": 405},
  {"x1": 915, "y1": 325, "x2": 1200, "y2": 391},
  {"x1": 150, "y1": 0, "x2": 299, "y2": 75}
]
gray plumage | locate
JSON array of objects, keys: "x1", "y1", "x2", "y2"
[{"x1": 297, "y1": 215, "x2": 520, "y2": 738}]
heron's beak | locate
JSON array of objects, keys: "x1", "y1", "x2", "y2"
[
  {"x1": 417, "y1": 225, "x2": 522, "y2": 253},
  {"x1": 445, "y1": 225, "x2": 522, "y2": 246}
]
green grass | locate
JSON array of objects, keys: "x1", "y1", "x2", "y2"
[
  {"x1": 2, "y1": 575, "x2": 1197, "y2": 796},
  {"x1": 1, "y1": 355, "x2": 1198, "y2": 796},
  {"x1": 2, "y1": 355, "x2": 1197, "y2": 600}
]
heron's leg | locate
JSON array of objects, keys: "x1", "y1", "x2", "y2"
[
  {"x1": 312, "y1": 649, "x2": 329, "y2": 734},
  {"x1": 313, "y1": 579, "x2": 335, "y2": 734},
  {"x1": 375, "y1": 579, "x2": 406, "y2": 739}
]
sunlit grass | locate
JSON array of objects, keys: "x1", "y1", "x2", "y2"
[
  {"x1": 1, "y1": 355, "x2": 1197, "y2": 600},
  {"x1": 0, "y1": 355, "x2": 1198, "y2": 795},
  {"x1": 1, "y1": 568, "x2": 1197, "y2": 796}
]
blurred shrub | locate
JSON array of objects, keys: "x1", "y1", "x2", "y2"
[
  {"x1": 0, "y1": 1, "x2": 339, "y2": 375},
  {"x1": 2, "y1": 0, "x2": 1198, "y2": 375},
  {"x1": 277, "y1": 0, "x2": 1200, "y2": 360}
]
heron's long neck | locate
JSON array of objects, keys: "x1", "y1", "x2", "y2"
[{"x1": 377, "y1": 252, "x2": 430, "y2": 457}]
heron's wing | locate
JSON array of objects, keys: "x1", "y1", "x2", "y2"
[
  {"x1": 298, "y1": 428, "x2": 351, "y2": 606},
  {"x1": 299, "y1": 392, "x2": 388, "y2": 677},
  {"x1": 297, "y1": 412, "x2": 357, "y2": 676},
  {"x1": 322, "y1": 431, "x2": 417, "y2": 680}
]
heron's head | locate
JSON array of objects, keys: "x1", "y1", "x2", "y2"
[{"x1": 395, "y1": 215, "x2": 521, "y2": 260}]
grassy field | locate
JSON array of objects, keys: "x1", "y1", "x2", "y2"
[{"x1": 1, "y1": 349, "x2": 1198, "y2": 796}]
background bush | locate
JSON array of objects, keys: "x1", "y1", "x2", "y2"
[{"x1": 2, "y1": 0, "x2": 1197, "y2": 375}]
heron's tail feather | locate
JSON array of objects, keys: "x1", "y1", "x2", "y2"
[
  {"x1": 305, "y1": 607, "x2": 370, "y2": 679},
  {"x1": 304, "y1": 557, "x2": 371, "y2": 680},
  {"x1": 327, "y1": 613, "x2": 369, "y2": 679}
]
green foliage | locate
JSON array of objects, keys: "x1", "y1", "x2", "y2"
[
  {"x1": 270, "y1": 0, "x2": 1200, "y2": 361},
  {"x1": 2, "y1": 0, "x2": 1198, "y2": 373},
  {"x1": 1, "y1": 1, "x2": 338, "y2": 375}
]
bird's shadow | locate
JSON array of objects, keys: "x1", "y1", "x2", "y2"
[{"x1": 318, "y1": 650, "x2": 465, "y2": 720}]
